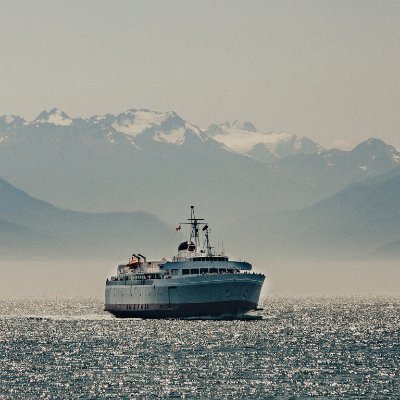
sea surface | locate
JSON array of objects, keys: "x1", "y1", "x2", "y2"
[{"x1": 0, "y1": 297, "x2": 399, "y2": 399}]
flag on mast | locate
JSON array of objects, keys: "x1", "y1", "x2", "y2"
[{"x1": 176, "y1": 224, "x2": 181, "y2": 231}]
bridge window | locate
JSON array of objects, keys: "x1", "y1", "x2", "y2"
[{"x1": 182, "y1": 269, "x2": 190, "y2": 275}]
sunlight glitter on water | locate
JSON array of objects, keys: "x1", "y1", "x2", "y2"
[{"x1": 0, "y1": 297, "x2": 399, "y2": 399}]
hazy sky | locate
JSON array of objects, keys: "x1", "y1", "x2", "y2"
[{"x1": 1, "y1": 0, "x2": 400, "y2": 149}]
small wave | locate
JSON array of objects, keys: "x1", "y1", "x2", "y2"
[
  {"x1": 180, "y1": 314, "x2": 264, "y2": 321},
  {"x1": 3, "y1": 313, "x2": 115, "y2": 321}
]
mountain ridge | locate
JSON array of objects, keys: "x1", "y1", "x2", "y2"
[
  {"x1": 230, "y1": 172, "x2": 400, "y2": 259},
  {"x1": 2, "y1": 108, "x2": 398, "y2": 160},
  {"x1": 0, "y1": 176, "x2": 176, "y2": 260},
  {"x1": 2, "y1": 167, "x2": 400, "y2": 261},
  {"x1": 1, "y1": 107, "x2": 400, "y2": 225}
]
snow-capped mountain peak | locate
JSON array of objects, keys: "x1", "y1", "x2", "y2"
[
  {"x1": 34, "y1": 108, "x2": 72, "y2": 126},
  {"x1": 103, "y1": 108, "x2": 205, "y2": 145},
  {"x1": 205, "y1": 121, "x2": 321, "y2": 161}
]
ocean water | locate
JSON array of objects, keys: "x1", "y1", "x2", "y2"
[{"x1": 0, "y1": 297, "x2": 399, "y2": 399}]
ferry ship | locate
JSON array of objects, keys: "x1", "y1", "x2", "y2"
[{"x1": 105, "y1": 207, "x2": 265, "y2": 319}]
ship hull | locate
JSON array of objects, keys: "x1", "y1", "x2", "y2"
[
  {"x1": 106, "y1": 300, "x2": 258, "y2": 319},
  {"x1": 105, "y1": 274, "x2": 264, "y2": 319}
]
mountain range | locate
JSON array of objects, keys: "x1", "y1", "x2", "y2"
[
  {"x1": 1, "y1": 108, "x2": 400, "y2": 225},
  {"x1": 2, "y1": 168, "x2": 400, "y2": 261},
  {"x1": 1, "y1": 108, "x2": 400, "y2": 260}
]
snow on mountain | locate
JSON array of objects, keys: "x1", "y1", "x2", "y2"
[
  {"x1": 153, "y1": 127, "x2": 186, "y2": 145},
  {"x1": 151, "y1": 118, "x2": 206, "y2": 145},
  {"x1": 206, "y1": 120, "x2": 322, "y2": 161},
  {"x1": 111, "y1": 109, "x2": 169, "y2": 137},
  {"x1": 89, "y1": 109, "x2": 206, "y2": 146},
  {"x1": 33, "y1": 108, "x2": 73, "y2": 126},
  {"x1": 208, "y1": 121, "x2": 292, "y2": 153},
  {"x1": 1, "y1": 108, "x2": 399, "y2": 172},
  {"x1": 1, "y1": 107, "x2": 210, "y2": 151}
]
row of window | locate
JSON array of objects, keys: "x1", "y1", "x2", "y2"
[
  {"x1": 180, "y1": 268, "x2": 238, "y2": 275},
  {"x1": 191, "y1": 257, "x2": 229, "y2": 262},
  {"x1": 112, "y1": 274, "x2": 162, "y2": 281}
]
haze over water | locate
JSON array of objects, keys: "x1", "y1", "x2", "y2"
[{"x1": 1, "y1": 297, "x2": 398, "y2": 398}]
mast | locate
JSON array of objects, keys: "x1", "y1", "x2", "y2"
[
  {"x1": 188, "y1": 205, "x2": 204, "y2": 250},
  {"x1": 180, "y1": 206, "x2": 216, "y2": 255}
]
